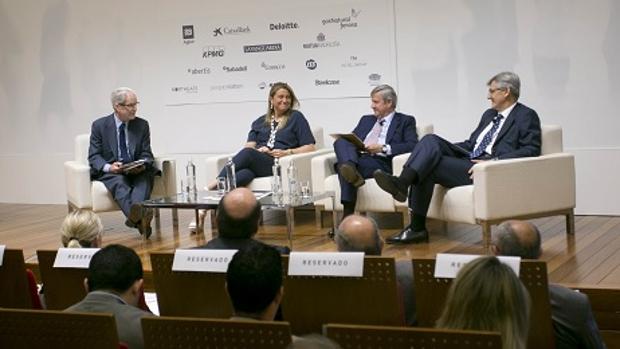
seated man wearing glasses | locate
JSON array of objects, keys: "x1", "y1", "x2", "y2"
[
  {"x1": 374, "y1": 72, "x2": 541, "y2": 244},
  {"x1": 88, "y1": 87, "x2": 157, "y2": 238}
]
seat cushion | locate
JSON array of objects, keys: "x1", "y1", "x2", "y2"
[
  {"x1": 323, "y1": 175, "x2": 397, "y2": 212},
  {"x1": 91, "y1": 181, "x2": 120, "y2": 212},
  {"x1": 427, "y1": 185, "x2": 476, "y2": 224}
]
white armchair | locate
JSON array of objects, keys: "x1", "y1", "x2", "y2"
[
  {"x1": 311, "y1": 124, "x2": 434, "y2": 226},
  {"x1": 64, "y1": 134, "x2": 177, "y2": 219},
  {"x1": 204, "y1": 127, "x2": 330, "y2": 192},
  {"x1": 405, "y1": 124, "x2": 575, "y2": 248}
]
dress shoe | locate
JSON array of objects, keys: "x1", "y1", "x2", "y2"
[
  {"x1": 339, "y1": 163, "x2": 365, "y2": 188},
  {"x1": 385, "y1": 226, "x2": 429, "y2": 244},
  {"x1": 128, "y1": 203, "x2": 143, "y2": 226},
  {"x1": 373, "y1": 170, "x2": 408, "y2": 202},
  {"x1": 125, "y1": 219, "x2": 137, "y2": 229},
  {"x1": 138, "y1": 208, "x2": 154, "y2": 239}
]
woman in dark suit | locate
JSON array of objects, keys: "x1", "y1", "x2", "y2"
[{"x1": 209, "y1": 82, "x2": 316, "y2": 188}]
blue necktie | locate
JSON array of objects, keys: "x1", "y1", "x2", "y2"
[
  {"x1": 118, "y1": 123, "x2": 131, "y2": 163},
  {"x1": 470, "y1": 114, "x2": 504, "y2": 159}
]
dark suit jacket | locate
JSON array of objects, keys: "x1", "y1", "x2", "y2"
[
  {"x1": 352, "y1": 112, "x2": 418, "y2": 158},
  {"x1": 454, "y1": 102, "x2": 541, "y2": 160},
  {"x1": 549, "y1": 284, "x2": 606, "y2": 349},
  {"x1": 88, "y1": 113, "x2": 155, "y2": 179},
  {"x1": 196, "y1": 237, "x2": 290, "y2": 255},
  {"x1": 65, "y1": 291, "x2": 155, "y2": 349}
]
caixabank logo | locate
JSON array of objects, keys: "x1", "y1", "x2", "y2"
[
  {"x1": 182, "y1": 25, "x2": 195, "y2": 45},
  {"x1": 213, "y1": 25, "x2": 251, "y2": 37},
  {"x1": 202, "y1": 46, "x2": 225, "y2": 58},
  {"x1": 322, "y1": 8, "x2": 361, "y2": 29}
]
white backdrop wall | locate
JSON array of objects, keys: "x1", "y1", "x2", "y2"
[{"x1": 0, "y1": 0, "x2": 618, "y2": 215}]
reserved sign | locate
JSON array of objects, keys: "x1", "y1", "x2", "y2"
[
  {"x1": 53, "y1": 248, "x2": 100, "y2": 268},
  {"x1": 288, "y1": 252, "x2": 364, "y2": 277},
  {"x1": 172, "y1": 249, "x2": 237, "y2": 272},
  {"x1": 434, "y1": 253, "x2": 521, "y2": 278}
]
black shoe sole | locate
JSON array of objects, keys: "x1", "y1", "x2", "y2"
[
  {"x1": 340, "y1": 164, "x2": 365, "y2": 188},
  {"x1": 373, "y1": 171, "x2": 407, "y2": 202}
]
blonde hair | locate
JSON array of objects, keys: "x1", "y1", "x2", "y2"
[
  {"x1": 60, "y1": 210, "x2": 103, "y2": 248},
  {"x1": 264, "y1": 82, "x2": 299, "y2": 129},
  {"x1": 436, "y1": 256, "x2": 530, "y2": 349}
]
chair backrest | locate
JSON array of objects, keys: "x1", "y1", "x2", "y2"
[
  {"x1": 412, "y1": 258, "x2": 555, "y2": 349},
  {"x1": 572, "y1": 286, "x2": 620, "y2": 348},
  {"x1": 0, "y1": 249, "x2": 33, "y2": 309},
  {"x1": 142, "y1": 316, "x2": 292, "y2": 349},
  {"x1": 0, "y1": 308, "x2": 119, "y2": 349},
  {"x1": 541, "y1": 124, "x2": 563, "y2": 155},
  {"x1": 324, "y1": 323, "x2": 502, "y2": 349},
  {"x1": 312, "y1": 126, "x2": 325, "y2": 149},
  {"x1": 281, "y1": 256, "x2": 402, "y2": 335},
  {"x1": 149, "y1": 252, "x2": 233, "y2": 318},
  {"x1": 36, "y1": 250, "x2": 88, "y2": 310},
  {"x1": 417, "y1": 123, "x2": 434, "y2": 138},
  {"x1": 75, "y1": 134, "x2": 90, "y2": 164}
]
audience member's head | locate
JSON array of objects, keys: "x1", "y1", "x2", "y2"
[
  {"x1": 226, "y1": 241, "x2": 283, "y2": 321},
  {"x1": 286, "y1": 334, "x2": 342, "y2": 349},
  {"x1": 60, "y1": 210, "x2": 103, "y2": 248},
  {"x1": 86, "y1": 244, "x2": 144, "y2": 306},
  {"x1": 334, "y1": 214, "x2": 383, "y2": 255},
  {"x1": 492, "y1": 220, "x2": 542, "y2": 259},
  {"x1": 217, "y1": 187, "x2": 262, "y2": 239},
  {"x1": 436, "y1": 256, "x2": 531, "y2": 349}
]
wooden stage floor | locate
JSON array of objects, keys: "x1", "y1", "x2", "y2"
[{"x1": 1, "y1": 203, "x2": 619, "y2": 288}]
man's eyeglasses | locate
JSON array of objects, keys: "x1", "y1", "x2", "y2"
[
  {"x1": 119, "y1": 102, "x2": 140, "y2": 108},
  {"x1": 488, "y1": 88, "x2": 506, "y2": 94}
]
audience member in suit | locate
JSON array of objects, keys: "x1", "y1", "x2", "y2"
[
  {"x1": 88, "y1": 87, "x2": 156, "y2": 238},
  {"x1": 195, "y1": 188, "x2": 290, "y2": 254},
  {"x1": 374, "y1": 72, "x2": 542, "y2": 244},
  {"x1": 334, "y1": 84, "x2": 418, "y2": 218},
  {"x1": 437, "y1": 256, "x2": 531, "y2": 349},
  {"x1": 226, "y1": 241, "x2": 283, "y2": 322},
  {"x1": 334, "y1": 214, "x2": 415, "y2": 326},
  {"x1": 492, "y1": 220, "x2": 606, "y2": 349},
  {"x1": 65, "y1": 244, "x2": 154, "y2": 349},
  {"x1": 60, "y1": 209, "x2": 103, "y2": 248}
]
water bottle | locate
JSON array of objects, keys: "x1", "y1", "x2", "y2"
[
  {"x1": 287, "y1": 160, "x2": 299, "y2": 198},
  {"x1": 224, "y1": 157, "x2": 236, "y2": 192},
  {"x1": 271, "y1": 158, "x2": 282, "y2": 195},
  {"x1": 185, "y1": 159, "x2": 197, "y2": 197}
]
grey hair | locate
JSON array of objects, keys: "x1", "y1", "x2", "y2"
[
  {"x1": 371, "y1": 84, "x2": 398, "y2": 109},
  {"x1": 334, "y1": 216, "x2": 382, "y2": 255},
  {"x1": 110, "y1": 87, "x2": 135, "y2": 106},
  {"x1": 493, "y1": 221, "x2": 541, "y2": 259},
  {"x1": 488, "y1": 72, "x2": 520, "y2": 100}
]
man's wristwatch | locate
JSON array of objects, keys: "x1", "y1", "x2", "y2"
[{"x1": 381, "y1": 145, "x2": 388, "y2": 154}]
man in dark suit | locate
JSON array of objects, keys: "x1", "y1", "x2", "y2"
[
  {"x1": 492, "y1": 220, "x2": 606, "y2": 349},
  {"x1": 65, "y1": 244, "x2": 155, "y2": 349},
  {"x1": 374, "y1": 72, "x2": 541, "y2": 243},
  {"x1": 88, "y1": 87, "x2": 156, "y2": 238},
  {"x1": 334, "y1": 84, "x2": 418, "y2": 218},
  {"x1": 196, "y1": 188, "x2": 290, "y2": 254}
]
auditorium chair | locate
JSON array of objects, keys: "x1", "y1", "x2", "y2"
[
  {"x1": 0, "y1": 249, "x2": 38, "y2": 309},
  {"x1": 311, "y1": 123, "x2": 434, "y2": 227},
  {"x1": 324, "y1": 323, "x2": 502, "y2": 349},
  {"x1": 142, "y1": 317, "x2": 292, "y2": 349},
  {"x1": 64, "y1": 133, "x2": 177, "y2": 222}
]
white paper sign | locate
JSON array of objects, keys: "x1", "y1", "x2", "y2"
[
  {"x1": 53, "y1": 248, "x2": 100, "y2": 268},
  {"x1": 288, "y1": 252, "x2": 364, "y2": 277},
  {"x1": 172, "y1": 249, "x2": 237, "y2": 272},
  {"x1": 0, "y1": 245, "x2": 6, "y2": 266},
  {"x1": 434, "y1": 253, "x2": 521, "y2": 278}
]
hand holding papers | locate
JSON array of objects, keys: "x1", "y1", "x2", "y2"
[
  {"x1": 330, "y1": 133, "x2": 366, "y2": 152},
  {"x1": 120, "y1": 159, "x2": 146, "y2": 174}
]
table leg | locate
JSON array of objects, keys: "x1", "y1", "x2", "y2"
[
  {"x1": 195, "y1": 209, "x2": 203, "y2": 234},
  {"x1": 330, "y1": 194, "x2": 338, "y2": 238},
  {"x1": 286, "y1": 206, "x2": 295, "y2": 250}
]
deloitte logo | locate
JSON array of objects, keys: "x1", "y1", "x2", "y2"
[
  {"x1": 305, "y1": 59, "x2": 317, "y2": 70},
  {"x1": 269, "y1": 22, "x2": 299, "y2": 30}
]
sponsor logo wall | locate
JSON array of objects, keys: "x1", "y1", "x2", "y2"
[{"x1": 163, "y1": 0, "x2": 395, "y2": 104}]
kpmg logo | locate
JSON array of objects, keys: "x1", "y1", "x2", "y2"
[
  {"x1": 210, "y1": 84, "x2": 243, "y2": 91},
  {"x1": 171, "y1": 85, "x2": 198, "y2": 93},
  {"x1": 368, "y1": 73, "x2": 382, "y2": 86},
  {"x1": 315, "y1": 79, "x2": 340, "y2": 86},
  {"x1": 341, "y1": 55, "x2": 367, "y2": 68},
  {"x1": 303, "y1": 33, "x2": 341, "y2": 49},
  {"x1": 222, "y1": 65, "x2": 248, "y2": 72},
  {"x1": 213, "y1": 25, "x2": 251, "y2": 37},
  {"x1": 182, "y1": 25, "x2": 195, "y2": 45},
  {"x1": 243, "y1": 43, "x2": 282, "y2": 53},
  {"x1": 186, "y1": 67, "x2": 211, "y2": 75},
  {"x1": 322, "y1": 8, "x2": 361, "y2": 29},
  {"x1": 261, "y1": 62, "x2": 286, "y2": 70},
  {"x1": 305, "y1": 59, "x2": 317, "y2": 70},
  {"x1": 202, "y1": 46, "x2": 225, "y2": 58},
  {"x1": 269, "y1": 22, "x2": 299, "y2": 30}
]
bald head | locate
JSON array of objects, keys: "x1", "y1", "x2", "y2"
[
  {"x1": 217, "y1": 188, "x2": 261, "y2": 238},
  {"x1": 335, "y1": 215, "x2": 383, "y2": 255},
  {"x1": 492, "y1": 220, "x2": 542, "y2": 259}
]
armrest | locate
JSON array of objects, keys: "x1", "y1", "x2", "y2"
[
  {"x1": 392, "y1": 153, "x2": 412, "y2": 176},
  {"x1": 311, "y1": 151, "x2": 337, "y2": 194},
  {"x1": 205, "y1": 154, "x2": 234, "y2": 181},
  {"x1": 472, "y1": 153, "x2": 576, "y2": 219},
  {"x1": 279, "y1": 148, "x2": 332, "y2": 192},
  {"x1": 64, "y1": 160, "x2": 93, "y2": 209},
  {"x1": 154, "y1": 157, "x2": 177, "y2": 196}
]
